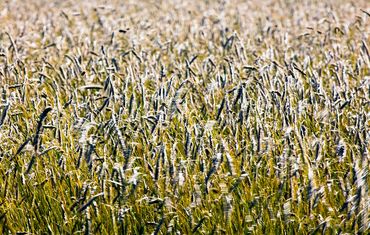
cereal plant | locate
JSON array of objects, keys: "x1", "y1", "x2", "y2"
[{"x1": 0, "y1": 0, "x2": 369, "y2": 234}]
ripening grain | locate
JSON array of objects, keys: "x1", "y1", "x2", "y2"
[{"x1": 0, "y1": 0, "x2": 369, "y2": 234}]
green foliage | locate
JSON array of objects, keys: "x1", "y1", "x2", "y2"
[{"x1": 0, "y1": 0, "x2": 369, "y2": 233}]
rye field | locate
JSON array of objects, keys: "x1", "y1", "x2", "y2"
[{"x1": 0, "y1": 0, "x2": 369, "y2": 234}]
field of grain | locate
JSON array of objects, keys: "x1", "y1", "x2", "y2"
[{"x1": 0, "y1": 0, "x2": 369, "y2": 233}]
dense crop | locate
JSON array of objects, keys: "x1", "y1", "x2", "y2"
[{"x1": 0, "y1": 0, "x2": 369, "y2": 233}]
